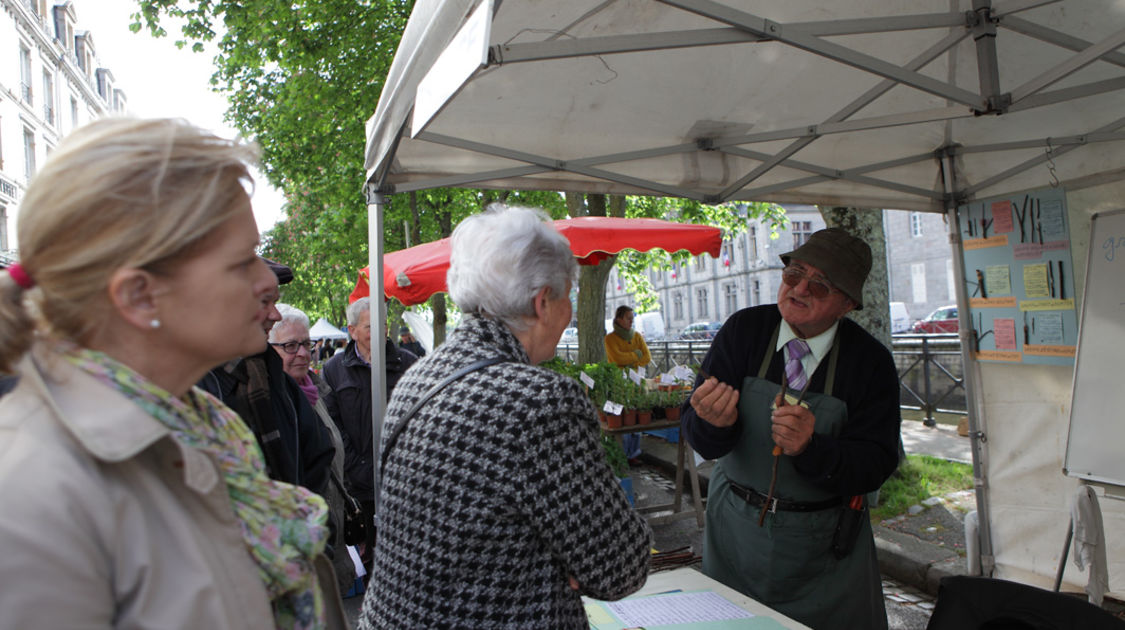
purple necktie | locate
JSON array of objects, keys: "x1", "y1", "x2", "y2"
[{"x1": 785, "y1": 338, "x2": 810, "y2": 391}]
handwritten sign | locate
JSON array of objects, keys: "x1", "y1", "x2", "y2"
[
  {"x1": 627, "y1": 369, "x2": 642, "y2": 385},
  {"x1": 994, "y1": 318, "x2": 1017, "y2": 350},
  {"x1": 580, "y1": 372, "x2": 595, "y2": 389},
  {"x1": 603, "y1": 401, "x2": 624, "y2": 415}
]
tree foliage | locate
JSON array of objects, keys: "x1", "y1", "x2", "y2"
[{"x1": 132, "y1": 0, "x2": 413, "y2": 323}]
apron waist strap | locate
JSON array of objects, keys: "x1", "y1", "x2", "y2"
[{"x1": 729, "y1": 481, "x2": 842, "y2": 513}]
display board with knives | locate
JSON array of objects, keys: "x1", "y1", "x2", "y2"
[{"x1": 958, "y1": 187, "x2": 1078, "y2": 365}]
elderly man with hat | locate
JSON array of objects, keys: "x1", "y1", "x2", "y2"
[{"x1": 682, "y1": 228, "x2": 900, "y2": 630}]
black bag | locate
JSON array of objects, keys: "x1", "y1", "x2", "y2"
[{"x1": 330, "y1": 472, "x2": 366, "y2": 546}]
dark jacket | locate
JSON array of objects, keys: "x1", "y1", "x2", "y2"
[
  {"x1": 681, "y1": 304, "x2": 901, "y2": 496},
  {"x1": 322, "y1": 338, "x2": 417, "y2": 502},
  {"x1": 198, "y1": 349, "x2": 335, "y2": 496}
]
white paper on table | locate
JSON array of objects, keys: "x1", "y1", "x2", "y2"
[
  {"x1": 347, "y1": 545, "x2": 366, "y2": 578},
  {"x1": 580, "y1": 372, "x2": 596, "y2": 389},
  {"x1": 606, "y1": 591, "x2": 754, "y2": 625}
]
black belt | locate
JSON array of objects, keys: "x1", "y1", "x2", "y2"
[{"x1": 729, "y1": 481, "x2": 842, "y2": 513}]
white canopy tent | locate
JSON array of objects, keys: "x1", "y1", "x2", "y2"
[
  {"x1": 309, "y1": 317, "x2": 348, "y2": 340},
  {"x1": 363, "y1": 0, "x2": 1125, "y2": 596}
]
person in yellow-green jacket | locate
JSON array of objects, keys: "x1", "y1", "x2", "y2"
[{"x1": 604, "y1": 305, "x2": 651, "y2": 464}]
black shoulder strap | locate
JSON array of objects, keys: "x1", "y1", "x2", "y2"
[{"x1": 379, "y1": 356, "x2": 507, "y2": 480}]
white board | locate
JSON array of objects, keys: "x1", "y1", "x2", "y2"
[{"x1": 1066, "y1": 208, "x2": 1125, "y2": 486}]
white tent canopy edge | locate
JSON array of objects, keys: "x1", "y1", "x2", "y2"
[{"x1": 362, "y1": 0, "x2": 1125, "y2": 597}]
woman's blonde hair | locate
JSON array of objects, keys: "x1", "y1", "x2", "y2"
[{"x1": 0, "y1": 117, "x2": 260, "y2": 373}]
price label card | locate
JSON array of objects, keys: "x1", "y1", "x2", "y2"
[
  {"x1": 659, "y1": 373, "x2": 677, "y2": 385},
  {"x1": 580, "y1": 372, "x2": 595, "y2": 389},
  {"x1": 637, "y1": 366, "x2": 646, "y2": 378},
  {"x1": 603, "y1": 401, "x2": 624, "y2": 415},
  {"x1": 628, "y1": 369, "x2": 642, "y2": 385}
]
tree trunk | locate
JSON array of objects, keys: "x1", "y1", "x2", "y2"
[
  {"x1": 819, "y1": 207, "x2": 892, "y2": 350},
  {"x1": 572, "y1": 193, "x2": 626, "y2": 365},
  {"x1": 432, "y1": 208, "x2": 454, "y2": 347}
]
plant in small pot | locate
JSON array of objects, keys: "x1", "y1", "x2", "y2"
[
  {"x1": 604, "y1": 373, "x2": 628, "y2": 429},
  {"x1": 662, "y1": 388, "x2": 684, "y2": 422},
  {"x1": 636, "y1": 390, "x2": 659, "y2": 426},
  {"x1": 620, "y1": 377, "x2": 643, "y2": 427}
]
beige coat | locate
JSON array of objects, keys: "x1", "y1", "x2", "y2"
[{"x1": 0, "y1": 348, "x2": 347, "y2": 629}]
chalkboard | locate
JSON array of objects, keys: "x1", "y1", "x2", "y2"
[{"x1": 1065, "y1": 208, "x2": 1125, "y2": 486}]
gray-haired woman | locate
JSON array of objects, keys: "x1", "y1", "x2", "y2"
[
  {"x1": 269, "y1": 303, "x2": 360, "y2": 596},
  {"x1": 361, "y1": 205, "x2": 652, "y2": 629}
]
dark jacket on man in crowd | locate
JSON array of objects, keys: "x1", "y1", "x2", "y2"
[
  {"x1": 322, "y1": 338, "x2": 417, "y2": 502},
  {"x1": 199, "y1": 349, "x2": 335, "y2": 496}
]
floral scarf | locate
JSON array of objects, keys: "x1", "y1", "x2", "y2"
[{"x1": 64, "y1": 347, "x2": 329, "y2": 629}]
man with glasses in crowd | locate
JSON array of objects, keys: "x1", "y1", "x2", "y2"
[{"x1": 681, "y1": 228, "x2": 901, "y2": 630}]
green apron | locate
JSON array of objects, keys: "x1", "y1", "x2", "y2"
[{"x1": 702, "y1": 324, "x2": 887, "y2": 630}]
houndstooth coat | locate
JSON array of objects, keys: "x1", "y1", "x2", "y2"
[{"x1": 360, "y1": 314, "x2": 652, "y2": 629}]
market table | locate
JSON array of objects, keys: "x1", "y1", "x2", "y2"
[
  {"x1": 585, "y1": 567, "x2": 813, "y2": 629},
  {"x1": 601, "y1": 418, "x2": 705, "y2": 528}
]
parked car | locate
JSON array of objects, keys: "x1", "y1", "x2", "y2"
[
  {"x1": 911, "y1": 305, "x2": 959, "y2": 334},
  {"x1": 560, "y1": 327, "x2": 578, "y2": 343},
  {"x1": 679, "y1": 321, "x2": 722, "y2": 340}
]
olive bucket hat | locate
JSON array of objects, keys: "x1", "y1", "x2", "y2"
[{"x1": 779, "y1": 227, "x2": 872, "y2": 309}]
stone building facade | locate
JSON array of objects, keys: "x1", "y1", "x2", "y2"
[{"x1": 1, "y1": 0, "x2": 124, "y2": 258}]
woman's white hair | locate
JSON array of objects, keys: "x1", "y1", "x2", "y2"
[
  {"x1": 269, "y1": 303, "x2": 310, "y2": 342},
  {"x1": 447, "y1": 204, "x2": 577, "y2": 331}
]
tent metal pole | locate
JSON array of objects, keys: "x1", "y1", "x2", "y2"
[
  {"x1": 943, "y1": 152, "x2": 996, "y2": 576},
  {"x1": 367, "y1": 186, "x2": 389, "y2": 508}
]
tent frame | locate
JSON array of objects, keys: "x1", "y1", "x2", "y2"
[{"x1": 363, "y1": 0, "x2": 1125, "y2": 584}]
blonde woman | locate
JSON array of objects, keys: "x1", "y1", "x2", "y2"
[{"x1": 0, "y1": 118, "x2": 346, "y2": 629}]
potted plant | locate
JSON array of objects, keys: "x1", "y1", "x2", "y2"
[
  {"x1": 637, "y1": 390, "x2": 659, "y2": 425},
  {"x1": 662, "y1": 388, "x2": 684, "y2": 422}
]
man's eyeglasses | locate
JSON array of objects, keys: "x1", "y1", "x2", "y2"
[
  {"x1": 270, "y1": 339, "x2": 313, "y2": 355},
  {"x1": 781, "y1": 264, "x2": 838, "y2": 299}
]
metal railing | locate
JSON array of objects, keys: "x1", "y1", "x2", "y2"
[{"x1": 556, "y1": 333, "x2": 967, "y2": 423}]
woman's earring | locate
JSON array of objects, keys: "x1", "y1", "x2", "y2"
[{"x1": 150, "y1": 319, "x2": 161, "y2": 329}]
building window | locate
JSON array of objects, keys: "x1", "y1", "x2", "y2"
[
  {"x1": 724, "y1": 283, "x2": 738, "y2": 315},
  {"x1": 694, "y1": 254, "x2": 707, "y2": 272},
  {"x1": 696, "y1": 287, "x2": 709, "y2": 318},
  {"x1": 23, "y1": 129, "x2": 36, "y2": 182},
  {"x1": 42, "y1": 71, "x2": 55, "y2": 126},
  {"x1": 748, "y1": 225, "x2": 758, "y2": 261},
  {"x1": 910, "y1": 212, "x2": 924, "y2": 237},
  {"x1": 673, "y1": 293, "x2": 683, "y2": 320},
  {"x1": 20, "y1": 45, "x2": 33, "y2": 105},
  {"x1": 911, "y1": 262, "x2": 927, "y2": 304},
  {"x1": 721, "y1": 242, "x2": 733, "y2": 269},
  {"x1": 0, "y1": 206, "x2": 6, "y2": 251},
  {"x1": 792, "y1": 221, "x2": 813, "y2": 248},
  {"x1": 70, "y1": 97, "x2": 79, "y2": 129},
  {"x1": 752, "y1": 280, "x2": 761, "y2": 306}
]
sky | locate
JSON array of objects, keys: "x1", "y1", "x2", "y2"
[{"x1": 69, "y1": 0, "x2": 286, "y2": 231}]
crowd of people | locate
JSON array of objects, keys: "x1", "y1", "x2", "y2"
[{"x1": 0, "y1": 115, "x2": 901, "y2": 630}]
